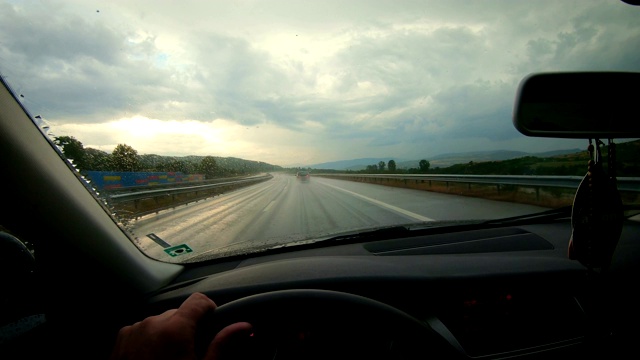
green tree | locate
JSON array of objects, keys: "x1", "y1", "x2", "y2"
[
  {"x1": 388, "y1": 159, "x2": 396, "y2": 172},
  {"x1": 378, "y1": 161, "x2": 386, "y2": 172},
  {"x1": 84, "y1": 148, "x2": 111, "y2": 171},
  {"x1": 419, "y1": 159, "x2": 430, "y2": 172},
  {"x1": 199, "y1": 156, "x2": 218, "y2": 179},
  {"x1": 167, "y1": 159, "x2": 189, "y2": 173},
  {"x1": 55, "y1": 135, "x2": 87, "y2": 170},
  {"x1": 110, "y1": 144, "x2": 140, "y2": 171}
]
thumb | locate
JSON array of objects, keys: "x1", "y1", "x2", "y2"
[{"x1": 203, "y1": 322, "x2": 253, "y2": 360}]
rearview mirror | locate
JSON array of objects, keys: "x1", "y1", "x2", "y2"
[{"x1": 513, "y1": 72, "x2": 640, "y2": 138}]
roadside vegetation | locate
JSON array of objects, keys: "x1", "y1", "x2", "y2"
[
  {"x1": 54, "y1": 136, "x2": 282, "y2": 179},
  {"x1": 302, "y1": 139, "x2": 640, "y2": 177}
]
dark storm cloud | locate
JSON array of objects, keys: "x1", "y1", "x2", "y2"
[
  {"x1": 288, "y1": 24, "x2": 511, "y2": 144},
  {"x1": 0, "y1": 3, "x2": 123, "y2": 66},
  {"x1": 183, "y1": 33, "x2": 296, "y2": 125},
  {"x1": 1, "y1": 0, "x2": 640, "y2": 162},
  {"x1": 0, "y1": 1, "x2": 197, "y2": 122},
  {"x1": 519, "y1": 2, "x2": 640, "y2": 73}
]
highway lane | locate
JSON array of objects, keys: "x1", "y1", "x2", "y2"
[{"x1": 130, "y1": 172, "x2": 548, "y2": 262}]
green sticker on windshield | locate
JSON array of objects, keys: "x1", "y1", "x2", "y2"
[{"x1": 164, "y1": 244, "x2": 193, "y2": 257}]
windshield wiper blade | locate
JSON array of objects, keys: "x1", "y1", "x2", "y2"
[
  {"x1": 483, "y1": 204, "x2": 640, "y2": 227},
  {"x1": 316, "y1": 219, "x2": 499, "y2": 245},
  {"x1": 318, "y1": 208, "x2": 576, "y2": 246},
  {"x1": 480, "y1": 205, "x2": 574, "y2": 226},
  {"x1": 314, "y1": 209, "x2": 574, "y2": 246},
  {"x1": 321, "y1": 225, "x2": 414, "y2": 243},
  {"x1": 284, "y1": 204, "x2": 638, "y2": 249}
]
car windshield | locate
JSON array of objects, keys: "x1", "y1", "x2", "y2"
[{"x1": 1, "y1": 0, "x2": 638, "y2": 264}]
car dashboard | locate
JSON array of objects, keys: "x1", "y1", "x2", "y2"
[{"x1": 141, "y1": 219, "x2": 640, "y2": 359}]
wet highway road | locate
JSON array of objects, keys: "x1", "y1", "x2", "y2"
[{"x1": 131, "y1": 172, "x2": 548, "y2": 262}]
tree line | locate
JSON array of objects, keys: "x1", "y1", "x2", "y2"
[
  {"x1": 306, "y1": 159, "x2": 431, "y2": 175},
  {"x1": 361, "y1": 159, "x2": 431, "y2": 174},
  {"x1": 304, "y1": 139, "x2": 639, "y2": 176},
  {"x1": 54, "y1": 136, "x2": 282, "y2": 179}
]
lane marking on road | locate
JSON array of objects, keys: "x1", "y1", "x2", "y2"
[
  {"x1": 263, "y1": 200, "x2": 276, "y2": 212},
  {"x1": 322, "y1": 182, "x2": 435, "y2": 222}
]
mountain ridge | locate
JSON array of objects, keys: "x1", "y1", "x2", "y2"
[{"x1": 306, "y1": 148, "x2": 583, "y2": 171}]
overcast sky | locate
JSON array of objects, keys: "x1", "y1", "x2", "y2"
[{"x1": 1, "y1": 0, "x2": 639, "y2": 167}]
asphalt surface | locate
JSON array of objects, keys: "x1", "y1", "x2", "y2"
[{"x1": 131, "y1": 172, "x2": 548, "y2": 262}]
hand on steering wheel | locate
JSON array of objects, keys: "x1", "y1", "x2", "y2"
[{"x1": 203, "y1": 289, "x2": 459, "y2": 359}]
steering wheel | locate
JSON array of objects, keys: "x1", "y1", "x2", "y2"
[{"x1": 201, "y1": 289, "x2": 461, "y2": 359}]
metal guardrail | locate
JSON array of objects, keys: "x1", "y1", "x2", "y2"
[
  {"x1": 312, "y1": 173, "x2": 640, "y2": 192},
  {"x1": 106, "y1": 172, "x2": 639, "y2": 206},
  {"x1": 108, "y1": 174, "x2": 274, "y2": 203}
]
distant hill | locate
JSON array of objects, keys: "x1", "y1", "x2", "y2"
[
  {"x1": 307, "y1": 148, "x2": 582, "y2": 171},
  {"x1": 309, "y1": 158, "x2": 407, "y2": 171},
  {"x1": 414, "y1": 139, "x2": 638, "y2": 176},
  {"x1": 425, "y1": 148, "x2": 582, "y2": 169}
]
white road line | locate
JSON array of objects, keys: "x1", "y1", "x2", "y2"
[
  {"x1": 263, "y1": 200, "x2": 276, "y2": 212},
  {"x1": 322, "y1": 182, "x2": 435, "y2": 222}
]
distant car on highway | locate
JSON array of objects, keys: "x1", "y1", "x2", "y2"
[{"x1": 296, "y1": 171, "x2": 310, "y2": 182}]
